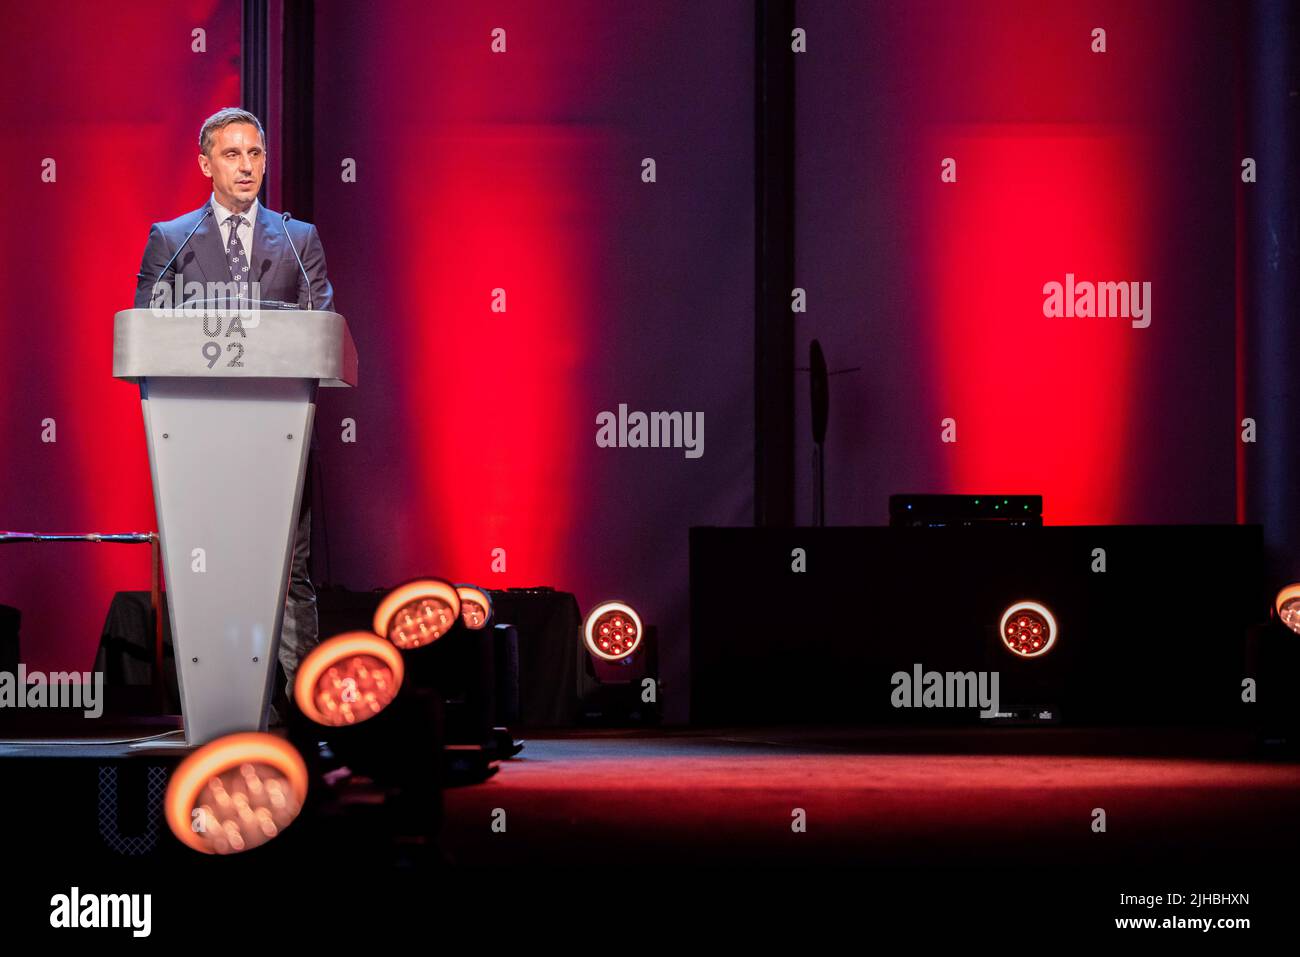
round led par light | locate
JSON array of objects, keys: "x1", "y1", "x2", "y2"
[
  {"x1": 455, "y1": 584, "x2": 493, "y2": 631},
  {"x1": 165, "y1": 732, "x2": 309, "y2": 855},
  {"x1": 374, "y1": 578, "x2": 462, "y2": 649},
  {"x1": 1275, "y1": 584, "x2": 1300, "y2": 635},
  {"x1": 583, "y1": 600, "x2": 644, "y2": 662},
  {"x1": 999, "y1": 600, "x2": 1058, "y2": 658},
  {"x1": 294, "y1": 631, "x2": 405, "y2": 727}
]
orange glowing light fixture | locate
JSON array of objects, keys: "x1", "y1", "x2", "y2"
[
  {"x1": 455, "y1": 584, "x2": 493, "y2": 630},
  {"x1": 999, "y1": 600, "x2": 1058, "y2": 658},
  {"x1": 1275, "y1": 584, "x2": 1300, "y2": 635},
  {"x1": 294, "y1": 631, "x2": 405, "y2": 727},
  {"x1": 374, "y1": 578, "x2": 462, "y2": 649},
  {"x1": 584, "y1": 600, "x2": 644, "y2": 661},
  {"x1": 165, "y1": 732, "x2": 309, "y2": 855}
]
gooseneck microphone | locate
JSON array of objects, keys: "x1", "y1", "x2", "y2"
[
  {"x1": 149, "y1": 204, "x2": 213, "y2": 305},
  {"x1": 280, "y1": 211, "x2": 314, "y2": 311}
]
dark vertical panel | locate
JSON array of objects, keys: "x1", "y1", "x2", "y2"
[
  {"x1": 242, "y1": 0, "x2": 269, "y2": 208},
  {"x1": 1241, "y1": 0, "x2": 1300, "y2": 583},
  {"x1": 755, "y1": 0, "x2": 796, "y2": 527},
  {"x1": 265, "y1": 0, "x2": 284, "y2": 207},
  {"x1": 279, "y1": 0, "x2": 314, "y2": 222}
]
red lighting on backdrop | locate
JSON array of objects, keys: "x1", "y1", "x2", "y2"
[
  {"x1": 0, "y1": 1, "x2": 241, "y2": 672},
  {"x1": 928, "y1": 129, "x2": 1148, "y2": 524}
]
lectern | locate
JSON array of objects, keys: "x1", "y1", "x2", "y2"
[{"x1": 112, "y1": 307, "x2": 357, "y2": 746}]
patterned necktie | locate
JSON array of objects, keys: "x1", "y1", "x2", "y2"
[{"x1": 225, "y1": 214, "x2": 250, "y2": 304}]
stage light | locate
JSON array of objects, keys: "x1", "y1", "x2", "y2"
[
  {"x1": 374, "y1": 578, "x2": 462, "y2": 649},
  {"x1": 165, "y1": 732, "x2": 308, "y2": 855},
  {"x1": 584, "y1": 600, "x2": 644, "y2": 662},
  {"x1": 284, "y1": 631, "x2": 447, "y2": 861},
  {"x1": 999, "y1": 601, "x2": 1058, "y2": 658},
  {"x1": 1275, "y1": 584, "x2": 1300, "y2": 635},
  {"x1": 455, "y1": 584, "x2": 493, "y2": 630},
  {"x1": 388, "y1": 584, "x2": 515, "y2": 766},
  {"x1": 288, "y1": 633, "x2": 443, "y2": 790},
  {"x1": 294, "y1": 632, "x2": 405, "y2": 727},
  {"x1": 577, "y1": 599, "x2": 659, "y2": 724}
]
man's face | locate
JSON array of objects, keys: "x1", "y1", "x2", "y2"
[{"x1": 198, "y1": 122, "x2": 265, "y2": 211}]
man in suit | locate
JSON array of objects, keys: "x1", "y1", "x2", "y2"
[{"x1": 133, "y1": 107, "x2": 333, "y2": 719}]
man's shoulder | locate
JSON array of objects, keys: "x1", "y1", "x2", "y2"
[
  {"x1": 259, "y1": 205, "x2": 321, "y2": 244},
  {"x1": 151, "y1": 204, "x2": 211, "y2": 236}
]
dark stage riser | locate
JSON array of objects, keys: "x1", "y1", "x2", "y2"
[
  {"x1": 690, "y1": 526, "x2": 1268, "y2": 726},
  {"x1": 1, "y1": 751, "x2": 191, "y2": 869},
  {"x1": 0, "y1": 738, "x2": 444, "y2": 896}
]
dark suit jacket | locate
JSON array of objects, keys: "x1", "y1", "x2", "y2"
[{"x1": 133, "y1": 201, "x2": 334, "y2": 312}]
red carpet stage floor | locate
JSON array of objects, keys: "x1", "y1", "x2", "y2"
[
  {"x1": 441, "y1": 728, "x2": 1300, "y2": 873},
  {"x1": 3, "y1": 723, "x2": 1293, "y2": 937}
]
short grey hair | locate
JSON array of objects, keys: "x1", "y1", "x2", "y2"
[{"x1": 198, "y1": 108, "x2": 266, "y2": 155}]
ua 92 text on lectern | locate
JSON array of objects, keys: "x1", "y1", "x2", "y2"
[{"x1": 112, "y1": 307, "x2": 357, "y2": 746}]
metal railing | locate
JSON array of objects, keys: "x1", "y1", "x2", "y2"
[{"x1": 0, "y1": 531, "x2": 164, "y2": 708}]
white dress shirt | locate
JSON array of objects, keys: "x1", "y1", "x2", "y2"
[{"x1": 210, "y1": 194, "x2": 258, "y2": 279}]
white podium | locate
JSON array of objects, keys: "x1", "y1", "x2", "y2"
[{"x1": 112, "y1": 307, "x2": 357, "y2": 745}]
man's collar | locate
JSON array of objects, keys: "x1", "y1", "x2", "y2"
[{"x1": 210, "y1": 193, "x2": 259, "y2": 225}]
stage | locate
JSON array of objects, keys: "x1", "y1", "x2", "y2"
[
  {"x1": 11, "y1": 721, "x2": 1293, "y2": 871},
  {"x1": 5, "y1": 0, "x2": 1300, "y2": 941},
  {"x1": 440, "y1": 727, "x2": 1300, "y2": 870},
  {"x1": 2, "y1": 717, "x2": 1292, "y2": 936}
]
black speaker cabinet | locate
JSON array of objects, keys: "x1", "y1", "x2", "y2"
[
  {"x1": 0, "y1": 604, "x2": 18, "y2": 676},
  {"x1": 690, "y1": 525, "x2": 1266, "y2": 727},
  {"x1": 406, "y1": 625, "x2": 496, "y2": 745}
]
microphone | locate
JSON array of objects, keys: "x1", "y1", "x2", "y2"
[
  {"x1": 149, "y1": 204, "x2": 213, "y2": 305},
  {"x1": 280, "y1": 211, "x2": 314, "y2": 311}
]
